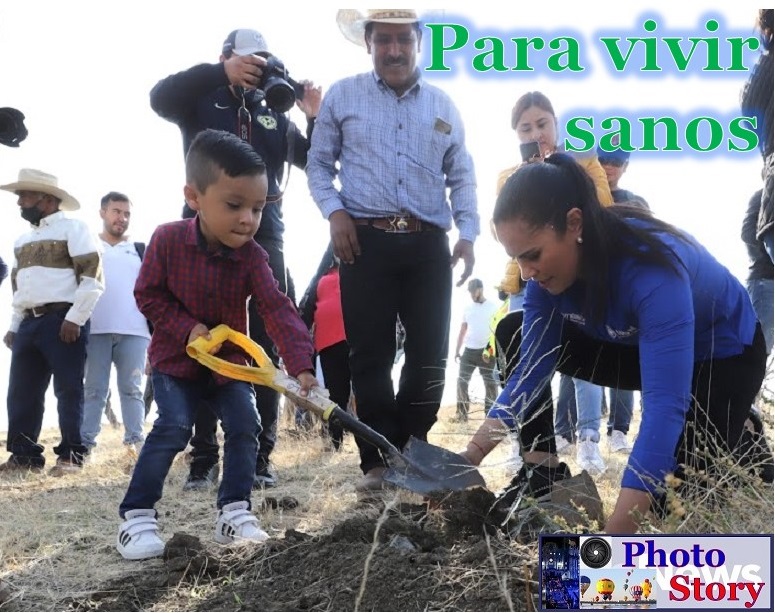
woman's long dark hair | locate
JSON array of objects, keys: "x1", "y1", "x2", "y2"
[{"x1": 493, "y1": 153, "x2": 690, "y2": 323}]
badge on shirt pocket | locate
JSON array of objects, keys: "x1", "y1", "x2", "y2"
[{"x1": 433, "y1": 117, "x2": 452, "y2": 135}]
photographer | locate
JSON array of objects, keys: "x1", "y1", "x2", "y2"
[{"x1": 150, "y1": 28, "x2": 321, "y2": 490}]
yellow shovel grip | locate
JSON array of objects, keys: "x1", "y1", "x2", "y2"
[
  {"x1": 186, "y1": 324, "x2": 338, "y2": 419},
  {"x1": 186, "y1": 324, "x2": 278, "y2": 388}
]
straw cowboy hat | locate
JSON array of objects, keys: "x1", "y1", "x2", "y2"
[
  {"x1": 336, "y1": 9, "x2": 419, "y2": 47},
  {"x1": 0, "y1": 168, "x2": 80, "y2": 211}
]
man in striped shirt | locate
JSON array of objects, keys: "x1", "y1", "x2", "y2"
[
  {"x1": 0, "y1": 169, "x2": 104, "y2": 476},
  {"x1": 308, "y1": 10, "x2": 480, "y2": 492}
]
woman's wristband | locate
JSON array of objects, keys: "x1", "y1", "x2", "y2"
[{"x1": 468, "y1": 440, "x2": 487, "y2": 462}]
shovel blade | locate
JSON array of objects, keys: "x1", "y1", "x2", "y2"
[{"x1": 383, "y1": 436, "x2": 486, "y2": 496}]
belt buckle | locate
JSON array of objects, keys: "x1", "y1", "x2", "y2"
[
  {"x1": 388, "y1": 215, "x2": 410, "y2": 233},
  {"x1": 31, "y1": 306, "x2": 46, "y2": 318}
]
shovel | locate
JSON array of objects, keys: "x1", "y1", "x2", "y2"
[{"x1": 186, "y1": 325, "x2": 485, "y2": 496}]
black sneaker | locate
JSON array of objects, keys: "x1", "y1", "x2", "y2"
[
  {"x1": 737, "y1": 409, "x2": 774, "y2": 483},
  {"x1": 183, "y1": 463, "x2": 220, "y2": 491},
  {"x1": 496, "y1": 462, "x2": 572, "y2": 512},
  {"x1": 0, "y1": 455, "x2": 45, "y2": 473},
  {"x1": 253, "y1": 461, "x2": 277, "y2": 489}
]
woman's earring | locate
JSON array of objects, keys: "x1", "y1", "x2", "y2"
[{"x1": 577, "y1": 236, "x2": 583, "y2": 244}]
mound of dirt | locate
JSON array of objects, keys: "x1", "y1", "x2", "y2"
[
  {"x1": 65, "y1": 495, "x2": 537, "y2": 612},
  {"x1": 58, "y1": 479, "x2": 607, "y2": 611}
]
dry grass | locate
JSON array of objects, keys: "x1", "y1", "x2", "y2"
[{"x1": 0, "y1": 394, "x2": 771, "y2": 611}]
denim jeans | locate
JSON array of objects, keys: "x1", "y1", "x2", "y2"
[
  {"x1": 574, "y1": 378, "x2": 603, "y2": 442},
  {"x1": 763, "y1": 232, "x2": 773, "y2": 264},
  {"x1": 6, "y1": 309, "x2": 89, "y2": 466},
  {"x1": 119, "y1": 371, "x2": 260, "y2": 516},
  {"x1": 554, "y1": 374, "x2": 577, "y2": 441},
  {"x1": 554, "y1": 374, "x2": 603, "y2": 442},
  {"x1": 606, "y1": 388, "x2": 634, "y2": 434},
  {"x1": 747, "y1": 278, "x2": 774, "y2": 354},
  {"x1": 81, "y1": 333, "x2": 149, "y2": 447}
]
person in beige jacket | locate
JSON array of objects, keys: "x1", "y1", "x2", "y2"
[{"x1": 494, "y1": 91, "x2": 612, "y2": 475}]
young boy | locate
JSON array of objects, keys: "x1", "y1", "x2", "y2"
[{"x1": 116, "y1": 129, "x2": 317, "y2": 560}]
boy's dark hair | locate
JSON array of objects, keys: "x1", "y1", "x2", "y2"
[
  {"x1": 185, "y1": 129, "x2": 266, "y2": 193},
  {"x1": 494, "y1": 153, "x2": 689, "y2": 324},
  {"x1": 100, "y1": 191, "x2": 130, "y2": 209}
]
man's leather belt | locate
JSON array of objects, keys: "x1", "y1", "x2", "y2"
[
  {"x1": 24, "y1": 302, "x2": 72, "y2": 318},
  {"x1": 352, "y1": 215, "x2": 437, "y2": 233}
]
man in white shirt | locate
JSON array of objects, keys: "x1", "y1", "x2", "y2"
[
  {"x1": 0, "y1": 169, "x2": 103, "y2": 475},
  {"x1": 81, "y1": 192, "x2": 150, "y2": 457},
  {"x1": 454, "y1": 279, "x2": 499, "y2": 421}
]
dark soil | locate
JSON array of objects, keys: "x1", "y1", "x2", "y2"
[{"x1": 63, "y1": 490, "x2": 539, "y2": 612}]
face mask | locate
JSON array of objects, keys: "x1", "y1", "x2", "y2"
[{"x1": 20, "y1": 204, "x2": 45, "y2": 226}]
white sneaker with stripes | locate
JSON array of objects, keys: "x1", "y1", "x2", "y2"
[
  {"x1": 214, "y1": 501, "x2": 269, "y2": 544},
  {"x1": 117, "y1": 509, "x2": 165, "y2": 560}
]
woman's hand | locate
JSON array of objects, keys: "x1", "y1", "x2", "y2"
[
  {"x1": 604, "y1": 487, "x2": 653, "y2": 533},
  {"x1": 461, "y1": 417, "x2": 509, "y2": 465}
]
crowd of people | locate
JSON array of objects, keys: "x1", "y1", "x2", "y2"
[{"x1": 0, "y1": 8, "x2": 772, "y2": 558}]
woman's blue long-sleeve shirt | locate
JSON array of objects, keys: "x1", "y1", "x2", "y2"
[{"x1": 488, "y1": 221, "x2": 757, "y2": 492}]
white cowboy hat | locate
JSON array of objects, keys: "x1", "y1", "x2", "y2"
[
  {"x1": 336, "y1": 9, "x2": 419, "y2": 48},
  {"x1": 0, "y1": 168, "x2": 80, "y2": 211}
]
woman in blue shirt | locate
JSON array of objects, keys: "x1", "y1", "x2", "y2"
[{"x1": 462, "y1": 154, "x2": 768, "y2": 533}]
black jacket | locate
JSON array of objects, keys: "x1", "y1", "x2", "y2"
[
  {"x1": 298, "y1": 243, "x2": 336, "y2": 329},
  {"x1": 742, "y1": 189, "x2": 774, "y2": 281},
  {"x1": 741, "y1": 45, "x2": 773, "y2": 240},
  {"x1": 150, "y1": 62, "x2": 313, "y2": 242}
]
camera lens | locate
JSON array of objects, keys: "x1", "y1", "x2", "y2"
[
  {"x1": 264, "y1": 79, "x2": 295, "y2": 113},
  {"x1": 580, "y1": 538, "x2": 611, "y2": 568}
]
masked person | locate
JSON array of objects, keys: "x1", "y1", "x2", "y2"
[
  {"x1": 0, "y1": 169, "x2": 103, "y2": 475},
  {"x1": 150, "y1": 29, "x2": 321, "y2": 489}
]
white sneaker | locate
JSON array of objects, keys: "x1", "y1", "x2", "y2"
[
  {"x1": 576, "y1": 439, "x2": 606, "y2": 475},
  {"x1": 555, "y1": 436, "x2": 573, "y2": 456},
  {"x1": 215, "y1": 501, "x2": 269, "y2": 544},
  {"x1": 117, "y1": 509, "x2": 165, "y2": 560},
  {"x1": 609, "y1": 430, "x2": 633, "y2": 453}
]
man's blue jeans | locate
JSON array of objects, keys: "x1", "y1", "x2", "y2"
[
  {"x1": 6, "y1": 309, "x2": 89, "y2": 466},
  {"x1": 747, "y1": 278, "x2": 774, "y2": 355},
  {"x1": 81, "y1": 333, "x2": 149, "y2": 447},
  {"x1": 762, "y1": 232, "x2": 774, "y2": 264},
  {"x1": 119, "y1": 371, "x2": 260, "y2": 517},
  {"x1": 554, "y1": 374, "x2": 603, "y2": 442},
  {"x1": 606, "y1": 388, "x2": 634, "y2": 435}
]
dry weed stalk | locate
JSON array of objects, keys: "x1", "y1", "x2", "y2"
[
  {"x1": 485, "y1": 531, "x2": 514, "y2": 611},
  {"x1": 354, "y1": 494, "x2": 398, "y2": 611}
]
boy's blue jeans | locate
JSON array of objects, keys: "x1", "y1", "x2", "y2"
[{"x1": 119, "y1": 371, "x2": 260, "y2": 517}]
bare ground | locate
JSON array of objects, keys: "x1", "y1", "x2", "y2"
[{"x1": 0, "y1": 401, "x2": 771, "y2": 612}]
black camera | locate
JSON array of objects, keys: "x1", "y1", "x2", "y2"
[
  {"x1": 0, "y1": 107, "x2": 28, "y2": 148},
  {"x1": 258, "y1": 56, "x2": 304, "y2": 113}
]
